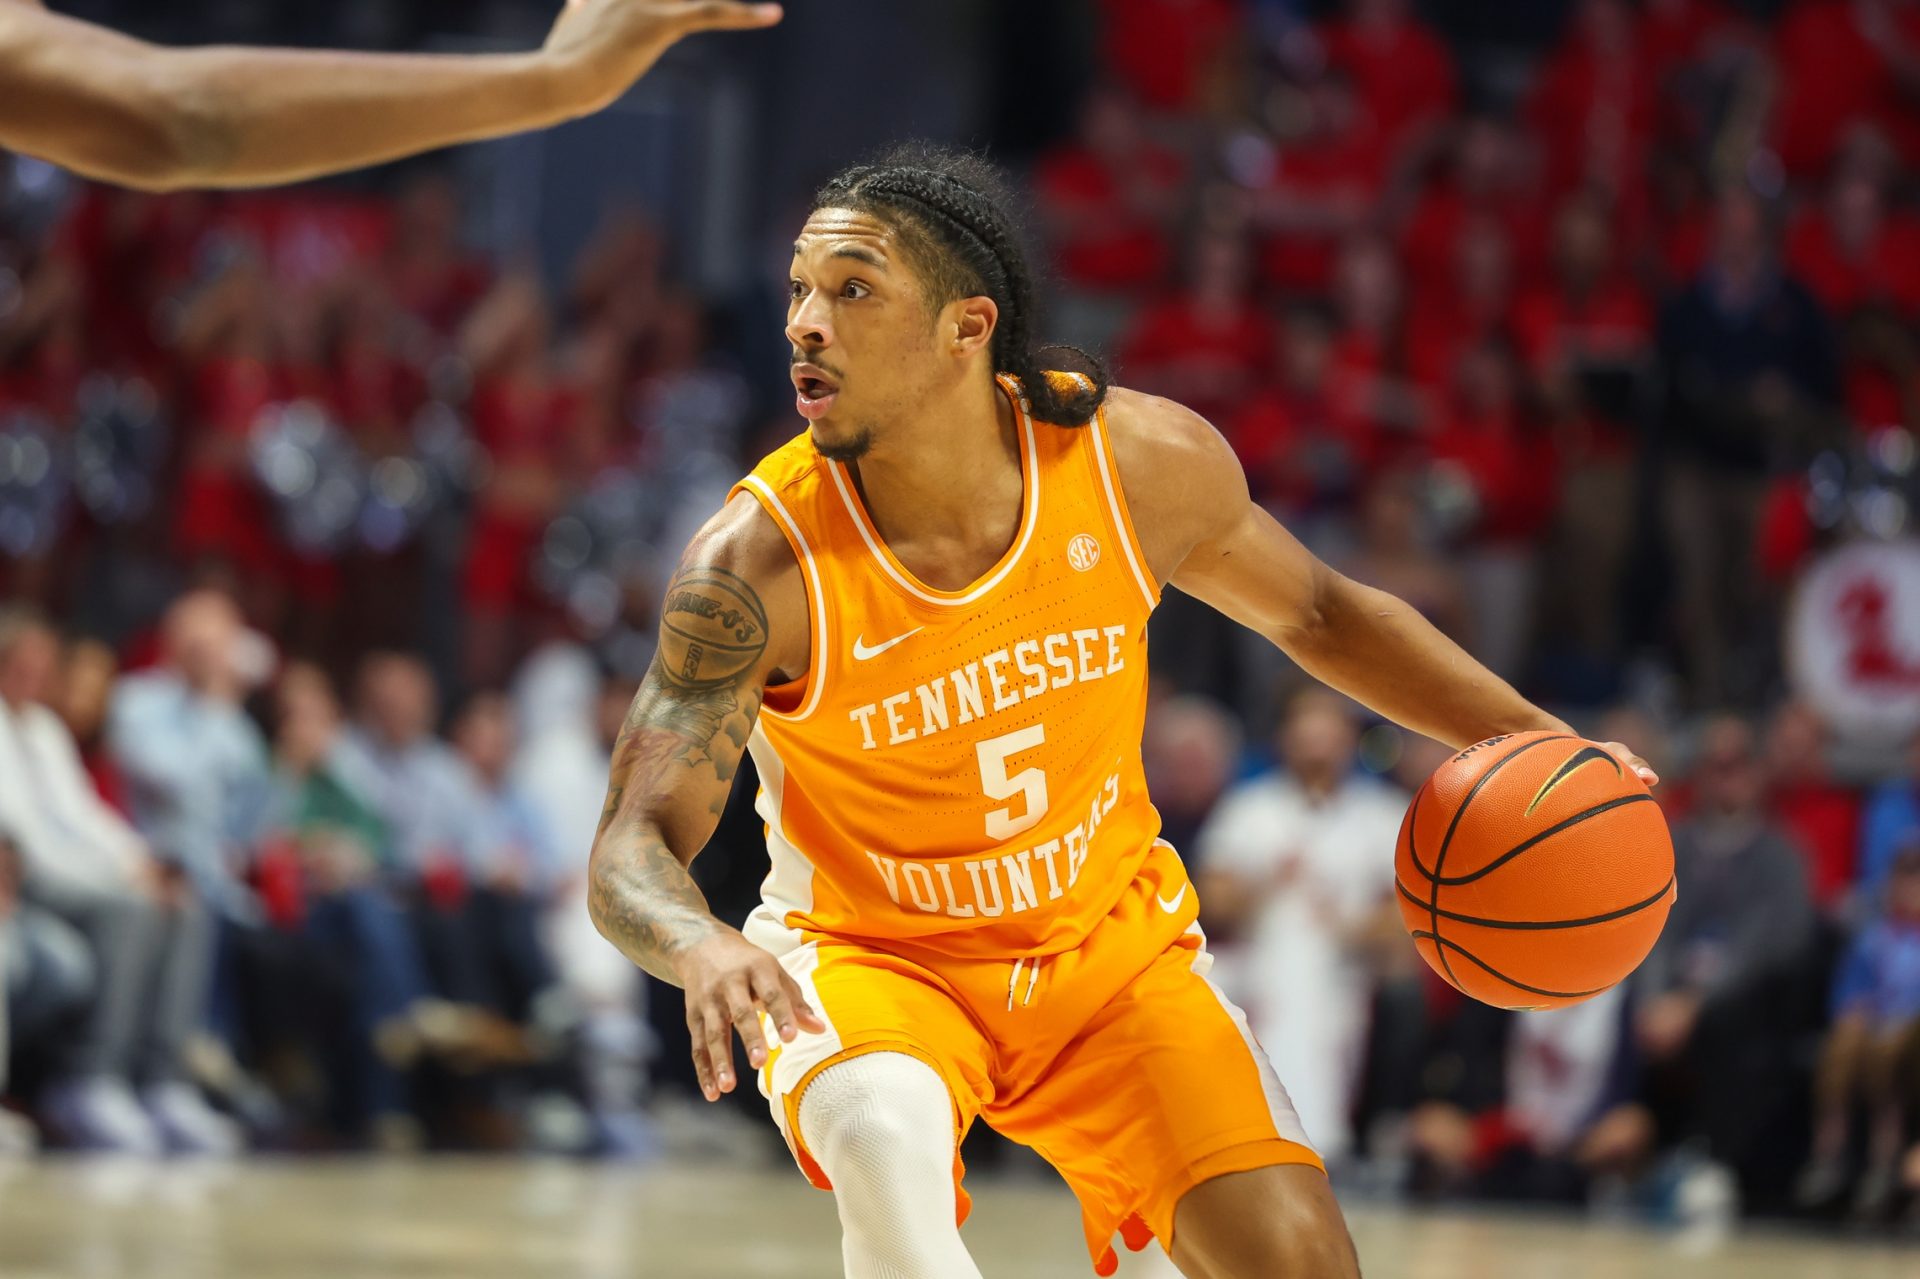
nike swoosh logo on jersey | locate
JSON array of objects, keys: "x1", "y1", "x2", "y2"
[
  {"x1": 1156, "y1": 884, "x2": 1189, "y2": 914},
  {"x1": 852, "y1": 628, "x2": 924, "y2": 661}
]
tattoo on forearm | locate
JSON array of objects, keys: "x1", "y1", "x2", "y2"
[{"x1": 589, "y1": 561, "x2": 771, "y2": 983}]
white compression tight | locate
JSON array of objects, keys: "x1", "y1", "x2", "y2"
[{"x1": 796, "y1": 1051, "x2": 985, "y2": 1279}]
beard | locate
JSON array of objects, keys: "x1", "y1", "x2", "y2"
[{"x1": 811, "y1": 423, "x2": 874, "y2": 463}]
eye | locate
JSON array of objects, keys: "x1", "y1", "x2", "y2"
[
  {"x1": 842, "y1": 281, "x2": 869, "y2": 300},
  {"x1": 789, "y1": 279, "x2": 805, "y2": 300}
]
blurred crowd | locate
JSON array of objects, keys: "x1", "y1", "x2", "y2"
[
  {"x1": 2, "y1": 0, "x2": 1920, "y2": 1238},
  {"x1": 1056, "y1": 0, "x2": 1920, "y2": 715},
  {"x1": 1147, "y1": 686, "x2": 1920, "y2": 1227},
  {"x1": 1, "y1": 596, "x2": 658, "y2": 1159}
]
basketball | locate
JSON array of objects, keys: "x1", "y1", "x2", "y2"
[
  {"x1": 1394, "y1": 731, "x2": 1675, "y2": 1011},
  {"x1": 659, "y1": 571, "x2": 769, "y2": 688}
]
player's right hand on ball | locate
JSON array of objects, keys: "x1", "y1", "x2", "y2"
[
  {"x1": 543, "y1": 1, "x2": 783, "y2": 117},
  {"x1": 678, "y1": 931, "x2": 825, "y2": 1101}
]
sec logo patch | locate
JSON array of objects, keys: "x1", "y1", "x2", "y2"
[{"x1": 1067, "y1": 533, "x2": 1101, "y2": 572}]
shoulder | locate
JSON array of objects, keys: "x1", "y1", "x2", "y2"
[
  {"x1": 1097, "y1": 386, "x2": 1250, "y2": 581},
  {"x1": 682, "y1": 489, "x2": 805, "y2": 606},
  {"x1": 666, "y1": 487, "x2": 811, "y2": 687},
  {"x1": 109, "y1": 670, "x2": 171, "y2": 713},
  {"x1": 735, "y1": 431, "x2": 826, "y2": 506},
  {"x1": 18, "y1": 702, "x2": 70, "y2": 744},
  {"x1": 1100, "y1": 385, "x2": 1242, "y2": 481}
]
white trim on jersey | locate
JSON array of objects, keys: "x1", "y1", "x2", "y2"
[
  {"x1": 740, "y1": 474, "x2": 829, "y2": 723},
  {"x1": 1087, "y1": 407, "x2": 1159, "y2": 611},
  {"x1": 1183, "y1": 921, "x2": 1316, "y2": 1153},
  {"x1": 825, "y1": 388, "x2": 1042, "y2": 608},
  {"x1": 745, "y1": 721, "x2": 817, "y2": 934}
]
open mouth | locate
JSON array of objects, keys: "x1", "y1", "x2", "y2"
[{"x1": 791, "y1": 363, "x2": 840, "y2": 422}]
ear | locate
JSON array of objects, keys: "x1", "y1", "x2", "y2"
[{"x1": 947, "y1": 295, "x2": 998, "y2": 358}]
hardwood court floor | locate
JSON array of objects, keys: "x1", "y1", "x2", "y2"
[{"x1": 0, "y1": 1157, "x2": 1914, "y2": 1279}]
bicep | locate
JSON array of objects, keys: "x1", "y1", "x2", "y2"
[
  {"x1": 1171, "y1": 498, "x2": 1332, "y2": 647},
  {"x1": 1104, "y1": 388, "x2": 1333, "y2": 645},
  {"x1": 595, "y1": 502, "x2": 803, "y2": 867}
]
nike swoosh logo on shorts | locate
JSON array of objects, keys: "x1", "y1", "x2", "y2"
[
  {"x1": 852, "y1": 628, "x2": 923, "y2": 661},
  {"x1": 1156, "y1": 884, "x2": 1189, "y2": 914}
]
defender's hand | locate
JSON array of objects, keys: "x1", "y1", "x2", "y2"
[
  {"x1": 543, "y1": 0, "x2": 782, "y2": 117},
  {"x1": 678, "y1": 930, "x2": 825, "y2": 1101}
]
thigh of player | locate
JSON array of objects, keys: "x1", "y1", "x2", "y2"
[{"x1": 988, "y1": 928, "x2": 1352, "y2": 1277}]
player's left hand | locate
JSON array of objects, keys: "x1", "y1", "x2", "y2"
[
  {"x1": 543, "y1": 0, "x2": 783, "y2": 117},
  {"x1": 1598, "y1": 740, "x2": 1658, "y2": 788}
]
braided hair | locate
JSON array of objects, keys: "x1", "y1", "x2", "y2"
[{"x1": 813, "y1": 143, "x2": 1109, "y2": 427}]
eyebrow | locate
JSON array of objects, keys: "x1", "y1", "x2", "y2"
[{"x1": 792, "y1": 241, "x2": 888, "y2": 269}]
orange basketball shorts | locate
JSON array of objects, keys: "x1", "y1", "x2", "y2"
[{"x1": 755, "y1": 841, "x2": 1323, "y2": 1276}]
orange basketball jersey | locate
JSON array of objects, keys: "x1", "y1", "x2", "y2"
[{"x1": 731, "y1": 374, "x2": 1166, "y2": 960}]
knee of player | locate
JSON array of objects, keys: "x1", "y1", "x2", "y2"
[
  {"x1": 1181, "y1": 1195, "x2": 1359, "y2": 1279},
  {"x1": 1221, "y1": 1221, "x2": 1358, "y2": 1279},
  {"x1": 800, "y1": 1053, "x2": 953, "y2": 1170}
]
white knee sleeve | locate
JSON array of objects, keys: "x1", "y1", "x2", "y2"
[{"x1": 797, "y1": 1052, "x2": 983, "y2": 1279}]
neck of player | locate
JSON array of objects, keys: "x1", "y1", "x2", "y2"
[{"x1": 846, "y1": 375, "x2": 1024, "y2": 588}]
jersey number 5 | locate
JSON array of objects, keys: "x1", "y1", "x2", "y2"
[{"x1": 976, "y1": 725, "x2": 1049, "y2": 841}]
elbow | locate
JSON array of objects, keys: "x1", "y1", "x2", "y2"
[
  {"x1": 1269, "y1": 575, "x2": 1338, "y2": 655},
  {"x1": 144, "y1": 96, "x2": 237, "y2": 192},
  {"x1": 583, "y1": 842, "x2": 616, "y2": 941},
  {"x1": 102, "y1": 71, "x2": 239, "y2": 192}
]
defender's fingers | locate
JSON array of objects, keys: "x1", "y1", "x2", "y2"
[{"x1": 677, "y1": 1, "x2": 783, "y2": 32}]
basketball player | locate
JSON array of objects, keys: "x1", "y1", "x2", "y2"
[
  {"x1": 588, "y1": 147, "x2": 1657, "y2": 1277},
  {"x1": 0, "y1": 0, "x2": 777, "y2": 191}
]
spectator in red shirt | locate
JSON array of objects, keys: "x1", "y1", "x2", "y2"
[
  {"x1": 1520, "y1": 195, "x2": 1654, "y2": 685},
  {"x1": 1315, "y1": 0, "x2": 1458, "y2": 157},
  {"x1": 1329, "y1": 233, "x2": 1426, "y2": 451},
  {"x1": 1033, "y1": 86, "x2": 1186, "y2": 295},
  {"x1": 1525, "y1": 0, "x2": 1659, "y2": 207},
  {"x1": 1515, "y1": 193, "x2": 1654, "y2": 452},
  {"x1": 1786, "y1": 150, "x2": 1920, "y2": 317},
  {"x1": 1226, "y1": 303, "x2": 1377, "y2": 521},
  {"x1": 169, "y1": 246, "x2": 296, "y2": 603},
  {"x1": 1771, "y1": 0, "x2": 1920, "y2": 180},
  {"x1": 1098, "y1": 0, "x2": 1239, "y2": 114},
  {"x1": 1400, "y1": 117, "x2": 1549, "y2": 302},
  {"x1": 1428, "y1": 341, "x2": 1558, "y2": 679},
  {"x1": 324, "y1": 276, "x2": 425, "y2": 458},
  {"x1": 1643, "y1": 0, "x2": 1745, "y2": 79},
  {"x1": 384, "y1": 174, "x2": 492, "y2": 342},
  {"x1": 1642, "y1": 0, "x2": 1754, "y2": 149},
  {"x1": 1250, "y1": 70, "x2": 1393, "y2": 296},
  {"x1": 1117, "y1": 231, "x2": 1275, "y2": 428},
  {"x1": 1407, "y1": 214, "x2": 1515, "y2": 391},
  {"x1": 459, "y1": 271, "x2": 576, "y2": 686},
  {"x1": 1764, "y1": 699, "x2": 1864, "y2": 915}
]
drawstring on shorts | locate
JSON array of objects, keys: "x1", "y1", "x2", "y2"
[{"x1": 1006, "y1": 956, "x2": 1042, "y2": 1011}]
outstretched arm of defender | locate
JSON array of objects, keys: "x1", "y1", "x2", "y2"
[
  {"x1": 0, "y1": 0, "x2": 778, "y2": 192},
  {"x1": 1105, "y1": 389, "x2": 1655, "y2": 783},
  {"x1": 588, "y1": 494, "x2": 823, "y2": 1101}
]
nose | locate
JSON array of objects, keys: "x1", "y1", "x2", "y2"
[{"x1": 785, "y1": 291, "x2": 832, "y2": 352}]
